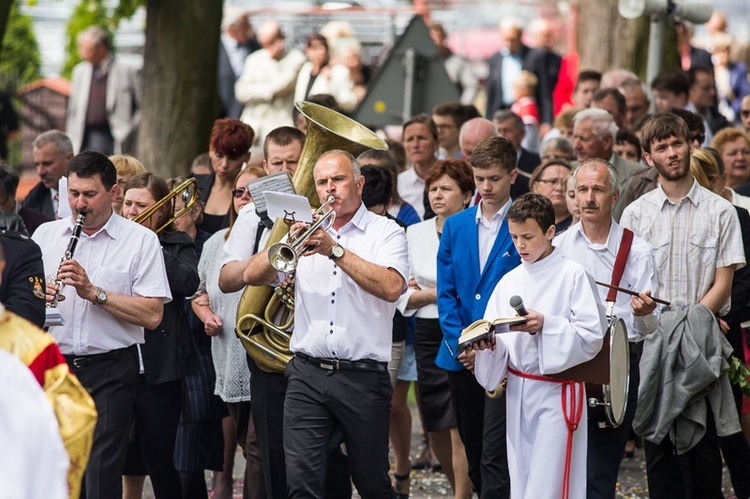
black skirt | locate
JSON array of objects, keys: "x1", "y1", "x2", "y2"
[{"x1": 414, "y1": 317, "x2": 457, "y2": 432}]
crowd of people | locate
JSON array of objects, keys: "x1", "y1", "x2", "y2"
[{"x1": 3, "y1": 6, "x2": 750, "y2": 499}]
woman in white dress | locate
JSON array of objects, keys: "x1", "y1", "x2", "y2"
[{"x1": 191, "y1": 166, "x2": 266, "y2": 499}]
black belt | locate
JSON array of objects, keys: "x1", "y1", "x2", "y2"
[
  {"x1": 295, "y1": 353, "x2": 387, "y2": 372},
  {"x1": 64, "y1": 345, "x2": 133, "y2": 369}
]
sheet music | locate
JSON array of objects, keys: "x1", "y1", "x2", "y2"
[{"x1": 247, "y1": 171, "x2": 295, "y2": 217}]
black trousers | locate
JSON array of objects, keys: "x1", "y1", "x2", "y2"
[
  {"x1": 123, "y1": 376, "x2": 182, "y2": 497},
  {"x1": 284, "y1": 357, "x2": 392, "y2": 499},
  {"x1": 586, "y1": 351, "x2": 640, "y2": 499},
  {"x1": 247, "y1": 355, "x2": 351, "y2": 499},
  {"x1": 644, "y1": 399, "x2": 724, "y2": 499},
  {"x1": 447, "y1": 368, "x2": 510, "y2": 499},
  {"x1": 66, "y1": 345, "x2": 139, "y2": 499}
]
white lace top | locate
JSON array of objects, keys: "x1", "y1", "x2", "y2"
[{"x1": 197, "y1": 229, "x2": 251, "y2": 402}]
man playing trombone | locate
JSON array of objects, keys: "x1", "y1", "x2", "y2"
[
  {"x1": 243, "y1": 150, "x2": 409, "y2": 498},
  {"x1": 31, "y1": 151, "x2": 171, "y2": 499}
]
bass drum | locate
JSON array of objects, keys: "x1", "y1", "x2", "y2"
[{"x1": 586, "y1": 317, "x2": 629, "y2": 428}]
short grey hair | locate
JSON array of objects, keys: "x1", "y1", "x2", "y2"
[
  {"x1": 222, "y1": 6, "x2": 249, "y2": 31},
  {"x1": 573, "y1": 158, "x2": 618, "y2": 193},
  {"x1": 573, "y1": 108, "x2": 618, "y2": 141},
  {"x1": 540, "y1": 137, "x2": 574, "y2": 160},
  {"x1": 317, "y1": 149, "x2": 360, "y2": 180},
  {"x1": 492, "y1": 110, "x2": 524, "y2": 133},
  {"x1": 32, "y1": 130, "x2": 73, "y2": 155},
  {"x1": 76, "y1": 26, "x2": 111, "y2": 50}
]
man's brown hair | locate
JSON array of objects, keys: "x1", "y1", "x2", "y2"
[
  {"x1": 469, "y1": 136, "x2": 517, "y2": 172},
  {"x1": 640, "y1": 112, "x2": 690, "y2": 154},
  {"x1": 507, "y1": 192, "x2": 555, "y2": 234}
]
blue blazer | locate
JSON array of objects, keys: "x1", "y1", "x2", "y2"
[{"x1": 436, "y1": 206, "x2": 521, "y2": 371}]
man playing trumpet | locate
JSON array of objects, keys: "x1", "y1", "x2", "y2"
[
  {"x1": 243, "y1": 150, "x2": 409, "y2": 498},
  {"x1": 32, "y1": 151, "x2": 171, "y2": 499}
]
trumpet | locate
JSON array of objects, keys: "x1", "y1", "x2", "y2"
[
  {"x1": 132, "y1": 177, "x2": 199, "y2": 234},
  {"x1": 267, "y1": 196, "x2": 337, "y2": 273},
  {"x1": 48, "y1": 212, "x2": 86, "y2": 308}
]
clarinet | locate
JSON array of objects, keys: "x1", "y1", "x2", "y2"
[{"x1": 47, "y1": 212, "x2": 87, "y2": 308}]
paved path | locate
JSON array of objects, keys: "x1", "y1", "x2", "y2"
[{"x1": 141, "y1": 405, "x2": 738, "y2": 498}]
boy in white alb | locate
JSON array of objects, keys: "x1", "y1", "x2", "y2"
[{"x1": 468, "y1": 193, "x2": 606, "y2": 499}]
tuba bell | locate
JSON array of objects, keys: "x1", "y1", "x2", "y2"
[{"x1": 235, "y1": 101, "x2": 388, "y2": 373}]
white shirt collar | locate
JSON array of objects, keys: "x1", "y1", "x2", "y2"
[
  {"x1": 475, "y1": 198, "x2": 512, "y2": 225},
  {"x1": 571, "y1": 219, "x2": 622, "y2": 256}
]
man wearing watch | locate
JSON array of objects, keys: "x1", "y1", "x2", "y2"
[
  {"x1": 244, "y1": 150, "x2": 409, "y2": 498},
  {"x1": 32, "y1": 151, "x2": 171, "y2": 499}
]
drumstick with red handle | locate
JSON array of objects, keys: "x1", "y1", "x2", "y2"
[{"x1": 594, "y1": 281, "x2": 671, "y2": 306}]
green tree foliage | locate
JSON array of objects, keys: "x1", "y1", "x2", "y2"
[
  {"x1": 61, "y1": 0, "x2": 113, "y2": 79},
  {"x1": 0, "y1": 1, "x2": 41, "y2": 91}
]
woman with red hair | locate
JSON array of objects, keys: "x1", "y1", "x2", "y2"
[{"x1": 196, "y1": 118, "x2": 254, "y2": 234}]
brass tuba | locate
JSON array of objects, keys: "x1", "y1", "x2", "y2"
[{"x1": 235, "y1": 101, "x2": 388, "y2": 373}]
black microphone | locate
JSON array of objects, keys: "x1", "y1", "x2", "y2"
[
  {"x1": 509, "y1": 295, "x2": 528, "y2": 316},
  {"x1": 510, "y1": 295, "x2": 534, "y2": 334}
]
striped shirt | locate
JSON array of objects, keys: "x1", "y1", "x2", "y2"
[{"x1": 620, "y1": 178, "x2": 745, "y2": 316}]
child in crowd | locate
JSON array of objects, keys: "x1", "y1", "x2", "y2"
[{"x1": 467, "y1": 193, "x2": 606, "y2": 499}]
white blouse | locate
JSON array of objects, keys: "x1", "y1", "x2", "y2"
[{"x1": 397, "y1": 217, "x2": 439, "y2": 319}]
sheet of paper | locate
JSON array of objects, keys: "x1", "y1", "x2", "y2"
[
  {"x1": 247, "y1": 171, "x2": 295, "y2": 215},
  {"x1": 264, "y1": 191, "x2": 313, "y2": 224}
]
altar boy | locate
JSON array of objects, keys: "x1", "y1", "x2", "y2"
[{"x1": 468, "y1": 193, "x2": 606, "y2": 499}]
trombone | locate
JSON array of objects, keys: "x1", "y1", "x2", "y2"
[{"x1": 132, "y1": 177, "x2": 199, "y2": 234}]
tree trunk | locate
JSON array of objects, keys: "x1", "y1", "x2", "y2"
[
  {"x1": 138, "y1": 0, "x2": 221, "y2": 178},
  {"x1": 577, "y1": 0, "x2": 676, "y2": 84},
  {"x1": 0, "y1": 0, "x2": 13, "y2": 65}
]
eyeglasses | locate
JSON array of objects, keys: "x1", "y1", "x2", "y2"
[
  {"x1": 232, "y1": 188, "x2": 251, "y2": 198},
  {"x1": 690, "y1": 133, "x2": 706, "y2": 144}
]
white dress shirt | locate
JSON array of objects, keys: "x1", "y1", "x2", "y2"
[
  {"x1": 554, "y1": 220, "x2": 660, "y2": 341},
  {"x1": 290, "y1": 203, "x2": 408, "y2": 362},
  {"x1": 397, "y1": 217, "x2": 439, "y2": 318},
  {"x1": 221, "y1": 202, "x2": 272, "y2": 266},
  {"x1": 32, "y1": 213, "x2": 171, "y2": 355},
  {"x1": 397, "y1": 168, "x2": 426, "y2": 220},
  {"x1": 476, "y1": 198, "x2": 512, "y2": 274},
  {"x1": 0, "y1": 348, "x2": 69, "y2": 499}
]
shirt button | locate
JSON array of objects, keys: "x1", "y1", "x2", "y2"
[
  {"x1": 331, "y1": 300, "x2": 335, "y2": 304},
  {"x1": 337, "y1": 235, "x2": 341, "y2": 240},
  {"x1": 331, "y1": 292, "x2": 335, "y2": 296},
  {"x1": 330, "y1": 329, "x2": 333, "y2": 334},
  {"x1": 475, "y1": 293, "x2": 481, "y2": 300},
  {"x1": 333, "y1": 271, "x2": 337, "y2": 275}
]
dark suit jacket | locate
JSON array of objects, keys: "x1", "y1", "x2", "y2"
[
  {"x1": 485, "y1": 45, "x2": 531, "y2": 119},
  {"x1": 21, "y1": 181, "x2": 55, "y2": 220},
  {"x1": 218, "y1": 38, "x2": 260, "y2": 119},
  {"x1": 436, "y1": 206, "x2": 521, "y2": 371},
  {"x1": 523, "y1": 48, "x2": 561, "y2": 125},
  {"x1": 724, "y1": 206, "x2": 750, "y2": 361},
  {"x1": 517, "y1": 148, "x2": 541, "y2": 174},
  {"x1": 142, "y1": 231, "x2": 199, "y2": 385},
  {"x1": 18, "y1": 205, "x2": 51, "y2": 236},
  {"x1": 0, "y1": 231, "x2": 46, "y2": 328}
]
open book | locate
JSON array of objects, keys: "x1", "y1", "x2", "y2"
[{"x1": 457, "y1": 317, "x2": 527, "y2": 353}]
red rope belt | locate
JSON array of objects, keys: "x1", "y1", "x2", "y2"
[{"x1": 507, "y1": 367, "x2": 584, "y2": 499}]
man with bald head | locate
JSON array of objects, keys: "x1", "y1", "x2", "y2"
[
  {"x1": 485, "y1": 19, "x2": 530, "y2": 119},
  {"x1": 461, "y1": 117, "x2": 529, "y2": 200},
  {"x1": 573, "y1": 108, "x2": 646, "y2": 221},
  {"x1": 235, "y1": 21, "x2": 306, "y2": 148}
]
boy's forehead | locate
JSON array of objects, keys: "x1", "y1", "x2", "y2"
[
  {"x1": 473, "y1": 163, "x2": 511, "y2": 176},
  {"x1": 509, "y1": 218, "x2": 544, "y2": 233}
]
